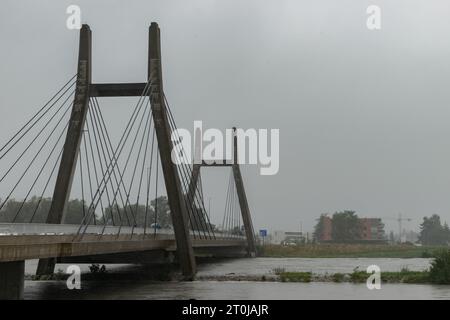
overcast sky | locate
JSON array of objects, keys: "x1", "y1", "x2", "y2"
[{"x1": 1, "y1": 0, "x2": 450, "y2": 234}]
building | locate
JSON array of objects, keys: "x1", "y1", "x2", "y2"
[
  {"x1": 316, "y1": 216, "x2": 386, "y2": 243},
  {"x1": 321, "y1": 216, "x2": 333, "y2": 241},
  {"x1": 359, "y1": 218, "x2": 385, "y2": 241},
  {"x1": 284, "y1": 231, "x2": 305, "y2": 244},
  {"x1": 271, "y1": 231, "x2": 305, "y2": 245}
]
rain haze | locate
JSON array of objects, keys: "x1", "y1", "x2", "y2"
[{"x1": 1, "y1": 0, "x2": 450, "y2": 235}]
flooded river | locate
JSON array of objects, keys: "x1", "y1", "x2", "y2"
[{"x1": 24, "y1": 258, "x2": 450, "y2": 300}]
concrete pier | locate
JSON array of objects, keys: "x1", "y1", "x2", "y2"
[{"x1": 0, "y1": 261, "x2": 24, "y2": 300}]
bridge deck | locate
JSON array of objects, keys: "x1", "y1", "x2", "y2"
[{"x1": 0, "y1": 223, "x2": 247, "y2": 262}]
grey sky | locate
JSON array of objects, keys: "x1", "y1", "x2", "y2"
[{"x1": 1, "y1": 0, "x2": 450, "y2": 234}]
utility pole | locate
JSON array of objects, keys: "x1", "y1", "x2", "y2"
[
  {"x1": 397, "y1": 213, "x2": 412, "y2": 243},
  {"x1": 383, "y1": 213, "x2": 412, "y2": 243}
]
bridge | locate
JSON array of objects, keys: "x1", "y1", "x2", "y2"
[{"x1": 0, "y1": 23, "x2": 256, "y2": 299}]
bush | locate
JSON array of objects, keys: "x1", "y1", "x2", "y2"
[
  {"x1": 332, "y1": 273, "x2": 345, "y2": 283},
  {"x1": 429, "y1": 249, "x2": 450, "y2": 284},
  {"x1": 279, "y1": 272, "x2": 312, "y2": 282},
  {"x1": 350, "y1": 269, "x2": 429, "y2": 283},
  {"x1": 382, "y1": 271, "x2": 429, "y2": 284},
  {"x1": 422, "y1": 250, "x2": 433, "y2": 258},
  {"x1": 350, "y1": 271, "x2": 367, "y2": 283}
]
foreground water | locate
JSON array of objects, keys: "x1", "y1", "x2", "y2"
[{"x1": 24, "y1": 258, "x2": 450, "y2": 300}]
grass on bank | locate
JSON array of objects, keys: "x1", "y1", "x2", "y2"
[
  {"x1": 350, "y1": 269, "x2": 430, "y2": 284},
  {"x1": 274, "y1": 250, "x2": 450, "y2": 285},
  {"x1": 260, "y1": 244, "x2": 443, "y2": 258},
  {"x1": 277, "y1": 269, "x2": 430, "y2": 284},
  {"x1": 279, "y1": 272, "x2": 312, "y2": 283}
]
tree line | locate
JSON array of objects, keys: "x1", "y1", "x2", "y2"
[
  {"x1": 418, "y1": 214, "x2": 450, "y2": 245},
  {"x1": 0, "y1": 196, "x2": 214, "y2": 232},
  {"x1": 313, "y1": 210, "x2": 450, "y2": 246}
]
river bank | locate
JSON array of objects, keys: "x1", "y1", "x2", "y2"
[
  {"x1": 260, "y1": 244, "x2": 443, "y2": 258},
  {"x1": 23, "y1": 257, "x2": 450, "y2": 299},
  {"x1": 27, "y1": 268, "x2": 433, "y2": 285},
  {"x1": 25, "y1": 251, "x2": 450, "y2": 286},
  {"x1": 197, "y1": 270, "x2": 430, "y2": 284},
  {"x1": 198, "y1": 250, "x2": 450, "y2": 284},
  {"x1": 24, "y1": 257, "x2": 433, "y2": 280}
]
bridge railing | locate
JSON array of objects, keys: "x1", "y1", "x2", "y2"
[
  {"x1": 0, "y1": 223, "x2": 172, "y2": 236},
  {"x1": 0, "y1": 223, "x2": 246, "y2": 240}
]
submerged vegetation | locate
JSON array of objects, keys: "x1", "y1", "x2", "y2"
[
  {"x1": 349, "y1": 269, "x2": 429, "y2": 284},
  {"x1": 260, "y1": 244, "x2": 445, "y2": 258},
  {"x1": 276, "y1": 269, "x2": 430, "y2": 284},
  {"x1": 268, "y1": 250, "x2": 450, "y2": 285},
  {"x1": 279, "y1": 272, "x2": 312, "y2": 283}
]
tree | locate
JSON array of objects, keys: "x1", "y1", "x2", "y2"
[
  {"x1": 331, "y1": 210, "x2": 360, "y2": 242},
  {"x1": 150, "y1": 196, "x2": 172, "y2": 228},
  {"x1": 419, "y1": 214, "x2": 450, "y2": 245},
  {"x1": 0, "y1": 196, "x2": 168, "y2": 226},
  {"x1": 429, "y1": 249, "x2": 450, "y2": 284},
  {"x1": 230, "y1": 225, "x2": 244, "y2": 236},
  {"x1": 104, "y1": 195, "x2": 172, "y2": 228},
  {"x1": 65, "y1": 198, "x2": 90, "y2": 224},
  {"x1": 0, "y1": 197, "x2": 91, "y2": 224},
  {"x1": 0, "y1": 195, "x2": 216, "y2": 233}
]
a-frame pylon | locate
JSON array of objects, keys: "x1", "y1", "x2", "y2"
[
  {"x1": 37, "y1": 23, "x2": 197, "y2": 279},
  {"x1": 188, "y1": 128, "x2": 257, "y2": 256}
]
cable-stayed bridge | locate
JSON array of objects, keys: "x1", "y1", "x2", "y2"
[{"x1": 0, "y1": 23, "x2": 256, "y2": 299}]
